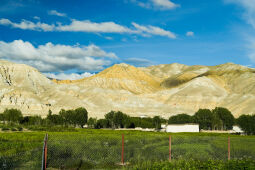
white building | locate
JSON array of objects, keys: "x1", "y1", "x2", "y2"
[
  {"x1": 165, "y1": 124, "x2": 199, "y2": 133},
  {"x1": 231, "y1": 126, "x2": 244, "y2": 134}
]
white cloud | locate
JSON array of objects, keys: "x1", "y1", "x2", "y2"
[
  {"x1": 225, "y1": 0, "x2": 255, "y2": 28},
  {"x1": 151, "y1": 0, "x2": 179, "y2": 10},
  {"x1": 0, "y1": 18, "x2": 54, "y2": 31},
  {"x1": 0, "y1": 18, "x2": 177, "y2": 38},
  {"x1": 33, "y1": 16, "x2": 40, "y2": 20},
  {"x1": 44, "y1": 72, "x2": 95, "y2": 80},
  {"x1": 225, "y1": 0, "x2": 255, "y2": 63},
  {"x1": 48, "y1": 10, "x2": 66, "y2": 17},
  {"x1": 56, "y1": 19, "x2": 132, "y2": 33},
  {"x1": 132, "y1": 22, "x2": 176, "y2": 39},
  {"x1": 0, "y1": 40, "x2": 117, "y2": 72},
  {"x1": 186, "y1": 31, "x2": 194, "y2": 37},
  {"x1": 105, "y1": 36, "x2": 113, "y2": 40},
  {"x1": 129, "y1": 0, "x2": 179, "y2": 10}
]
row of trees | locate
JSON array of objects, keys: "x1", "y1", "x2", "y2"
[
  {"x1": 88, "y1": 111, "x2": 164, "y2": 130},
  {"x1": 0, "y1": 107, "x2": 88, "y2": 128},
  {"x1": 0, "y1": 107, "x2": 255, "y2": 135},
  {"x1": 168, "y1": 107, "x2": 235, "y2": 130}
]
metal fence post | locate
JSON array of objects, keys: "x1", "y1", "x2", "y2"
[
  {"x1": 42, "y1": 133, "x2": 48, "y2": 170},
  {"x1": 169, "y1": 136, "x2": 171, "y2": 161},
  {"x1": 228, "y1": 136, "x2": 230, "y2": 160},
  {"x1": 121, "y1": 134, "x2": 124, "y2": 165}
]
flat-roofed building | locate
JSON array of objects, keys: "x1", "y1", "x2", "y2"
[{"x1": 166, "y1": 124, "x2": 199, "y2": 133}]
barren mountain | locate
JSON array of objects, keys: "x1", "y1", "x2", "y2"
[{"x1": 0, "y1": 60, "x2": 254, "y2": 118}]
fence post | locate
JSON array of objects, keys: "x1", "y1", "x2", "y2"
[
  {"x1": 121, "y1": 134, "x2": 124, "y2": 165},
  {"x1": 228, "y1": 136, "x2": 230, "y2": 160},
  {"x1": 42, "y1": 133, "x2": 48, "y2": 170},
  {"x1": 169, "y1": 136, "x2": 171, "y2": 161}
]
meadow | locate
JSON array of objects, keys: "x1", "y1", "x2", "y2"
[{"x1": 0, "y1": 129, "x2": 255, "y2": 169}]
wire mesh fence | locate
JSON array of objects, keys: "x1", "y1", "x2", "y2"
[
  {"x1": 0, "y1": 147, "x2": 42, "y2": 170},
  {"x1": 45, "y1": 133, "x2": 255, "y2": 169},
  {"x1": 1, "y1": 132, "x2": 255, "y2": 169}
]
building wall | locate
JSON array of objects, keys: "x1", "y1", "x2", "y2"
[{"x1": 166, "y1": 124, "x2": 199, "y2": 133}]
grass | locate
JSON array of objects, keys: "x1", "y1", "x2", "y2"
[
  {"x1": 0, "y1": 129, "x2": 255, "y2": 169},
  {"x1": 128, "y1": 159, "x2": 255, "y2": 169}
]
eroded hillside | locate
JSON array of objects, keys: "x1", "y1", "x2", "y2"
[{"x1": 0, "y1": 60, "x2": 254, "y2": 118}]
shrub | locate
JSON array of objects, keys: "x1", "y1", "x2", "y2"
[
  {"x1": 17, "y1": 127, "x2": 23, "y2": 131},
  {"x1": 2, "y1": 127, "x2": 9, "y2": 131}
]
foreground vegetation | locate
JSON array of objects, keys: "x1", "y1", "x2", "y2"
[
  {"x1": 129, "y1": 159, "x2": 255, "y2": 170},
  {"x1": 0, "y1": 129, "x2": 255, "y2": 169},
  {"x1": 0, "y1": 107, "x2": 255, "y2": 169}
]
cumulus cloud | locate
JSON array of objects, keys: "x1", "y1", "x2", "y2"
[
  {"x1": 0, "y1": 40, "x2": 117, "y2": 72},
  {"x1": 0, "y1": 18, "x2": 54, "y2": 31},
  {"x1": 48, "y1": 10, "x2": 66, "y2": 17},
  {"x1": 44, "y1": 72, "x2": 95, "y2": 80},
  {"x1": 56, "y1": 19, "x2": 132, "y2": 33},
  {"x1": 132, "y1": 22, "x2": 176, "y2": 39},
  {"x1": 129, "y1": 0, "x2": 179, "y2": 10},
  {"x1": 123, "y1": 58, "x2": 153, "y2": 67},
  {"x1": 0, "y1": 18, "x2": 176, "y2": 38},
  {"x1": 186, "y1": 31, "x2": 194, "y2": 37}
]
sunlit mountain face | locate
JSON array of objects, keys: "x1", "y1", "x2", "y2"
[{"x1": 0, "y1": 60, "x2": 254, "y2": 118}]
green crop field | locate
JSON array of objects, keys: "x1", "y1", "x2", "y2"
[{"x1": 0, "y1": 129, "x2": 255, "y2": 169}]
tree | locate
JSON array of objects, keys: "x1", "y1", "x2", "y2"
[
  {"x1": 113, "y1": 111, "x2": 127, "y2": 128},
  {"x1": 211, "y1": 112, "x2": 223, "y2": 130},
  {"x1": 194, "y1": 109, "x2": 213, "y2": 130},
  {"x1": 95, "y1": 119, "x2": 109, "y2": 129},
  {"x1": 74, "y1": 107, "x2": 88, "y2": 128},
  {"x1": 104, "y1": 111, "x2": 132, "y2": 128},
  {"x1": 3, "y1": 109, "x2": 23, "y2": 123},
  {"x1": 47, "y1": 114, "x2": 63, "y2": 125},
  {"x1": 105, "y1": 111, "x2": 115, "y2": 128},
  {"x1": 168, "y1": 114, "x2": 193, "y2": 124},
  {"x1": 87, "y1": 118, "x2": 97, "y2": 128},
  {"x1": 59, "y1": 109, "x2": 72, "y2": 126},
  {"x1": 28, "y1": 116, "x2": 43, "y2": 125},
  {"x1": 212, "y1": 107, "x2": 234, "y2": 130},
  {"x1": 153, "y1": 116, "x2": 161, "y2": 130},
  {"x1": 237, "y1": 115, "x2": 255, "y2": 135},
  {"x1": 48, "y1": 109, "x2": 52, "y2": 116},
  {"x1": 0, "y1": 113, "x2": 4, "y2": 121}
]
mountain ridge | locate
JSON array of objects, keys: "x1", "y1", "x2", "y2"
[{"x1": 0, "y1": 59, "x2": 254, "y2": 118}]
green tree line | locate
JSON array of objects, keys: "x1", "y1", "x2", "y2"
[
  {"x1": 0, "y1": 107, "x2": 255, "y2": 135},
  {"x1": 0, "y1": 107, "x2": 88, "y2": 128}
]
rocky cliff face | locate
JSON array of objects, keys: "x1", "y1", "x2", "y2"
[{"x1": 0, "y1": 60, "x2": 254, "y2": 118}]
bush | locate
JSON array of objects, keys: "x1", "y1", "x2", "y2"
[
  {"x1": 11, "y1": 128, "x2": 17, "y2": 131},
  {"x1": 17, "y1": 127, "x2": 23, "y2": 131},
  {"x1": 2, "y1": 127, "x2": 9, "y2": 131}
]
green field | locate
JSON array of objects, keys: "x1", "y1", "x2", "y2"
[{"x1": 0, "y1": 129, "x2": 255, "y2": 169}]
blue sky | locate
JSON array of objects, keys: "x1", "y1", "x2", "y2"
[{"x1": 0, "y1": 0, "x2": 255, "y2": 80}]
